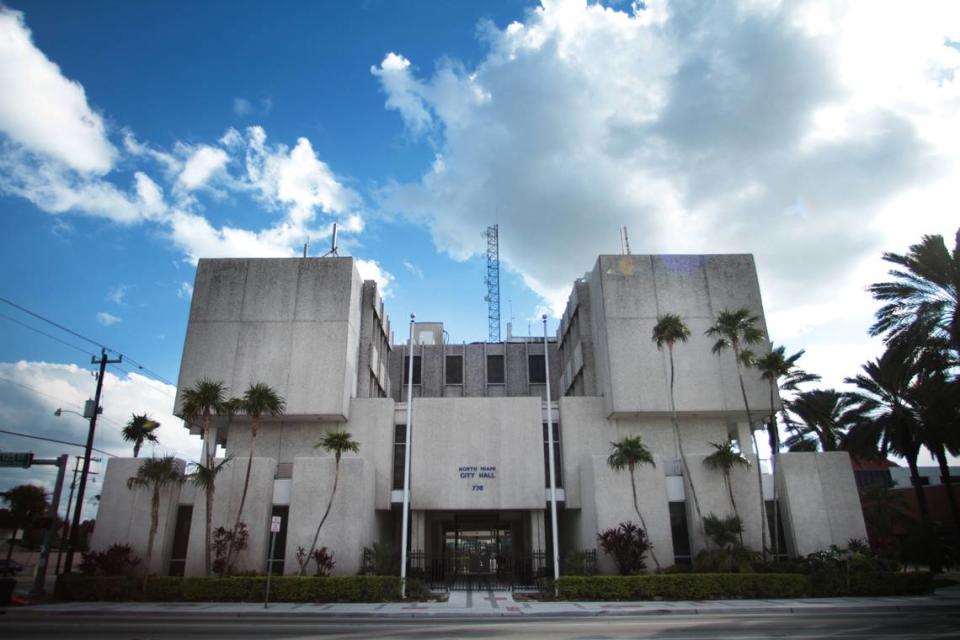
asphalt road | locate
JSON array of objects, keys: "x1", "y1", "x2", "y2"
[{"x1": 3, "y1": 610, "x2": 959, "y2": 640}]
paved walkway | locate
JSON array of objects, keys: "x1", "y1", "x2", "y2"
[{"x1": 7, "y1": 586, "x2": 960, "y2": 619}]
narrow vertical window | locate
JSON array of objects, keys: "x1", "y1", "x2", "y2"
[
  {"x1": 487, "y1": 354, "x2": 505, "y2": 384},
  {"x1": 392, "y1": 424, "x2": 407, "y2": 490},
  {"x1": 528, "y1": 354, "x2": 546, "y2": 384},
  {"x1": 403, "y1": 355, "x2": 421, "y2": 385},
  {"x1": 445, "y1": 355, "x2": 463, "y2": 384},
  {"x1": 268, "y1": 505, "x2": 289, "y2": 575},
  {"x1": 542, "y1": 422, "x2": 563, "y2": 488},
  {"x1": 669, "y1": 502, "x2": 691, "y2": 564}
]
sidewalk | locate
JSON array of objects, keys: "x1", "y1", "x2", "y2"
[{"x1": 7, "y1": 587, "x2": 960, "y2": 619}]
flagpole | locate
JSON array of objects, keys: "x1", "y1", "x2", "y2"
[
  {"x1": 400, "y1": 314, "x2": 415, "y2": 598},
  {"x1": 543, "y1": 315, "x2": 560, "y2": 586}
]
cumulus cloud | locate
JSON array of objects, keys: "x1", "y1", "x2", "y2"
[
  {"x1": 177, "y1": 281, "x2": 194, "y2": 299},
  {"x1": 373, "y1": 0, "x2": 960, "y2": 332},
  {"x1": 96, "y1": 311, "x2": 121, "y2": 326},
  {"x1": 0, "y1": 7, "x2": 116, "y2": 173},
  {"x1": 356, "y1": 258, "x2": 396, "y2": 297},
  {"x1": 177, "y1": 145, "x2": 229, "y2": 192},
  {"x1": 0, "y1": 361, "x2": 201, "y2": 519}
]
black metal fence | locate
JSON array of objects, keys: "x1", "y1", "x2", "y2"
[{"x1": 407, "y1": 550, "x2": 549, "y2": 591}]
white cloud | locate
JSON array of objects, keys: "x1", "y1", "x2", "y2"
[
  {"x1": 106, "y1": 285, "x2": 130, "y2": 305},
  {"x1": 402, "y1": 259, "x2": 424, "y2": 279},
  {"x1": 356, "y1": 258, "x2": 396, "y2": 297},
  {"x1": 177, "y1": 281, "x2": 194, "y2": 299},
  {"x1": 177, "y1": 145, "x2": 229, "y2": 192},
  {"x1": 0, "y1": 361, "x2": 201, "y2": 519},
  {"x1": 374, "y1": 0, "x2": 960, "y2": 341},
  {"x1": 0, "y1": 7, "x2": 116, "y2": 173},
  {"x1": 233, "y1": 97, "x2": 254, "y2": 117},
  {"x1": 96, "y1": 311, "x2": 121, "y2": 326}
]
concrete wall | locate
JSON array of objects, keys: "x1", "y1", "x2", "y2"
[
  {"x1": 285, "y1": 456, "x2": 376, "y2": 576},
  {"x1": 183, "y1": 457, "x2": 277, "y2": 576},
  {"x1": 684, "y1": 452, "x2": 765, "y2": 554},
  {"x1": 585, "y1": 255, "x2": 774, "y2": 419},
  {"x1": 176, "y1": 257, "x2": 363, "y2": 421},
  {"x1": 91, "y1": 458, "x2": 186, "y2": 576},
  {"x1": 777, "y1": 452, "x2": 868, "y2": 556},
  {"x1": 410, "y1": 397, "x2": 545, "y2": 511}
]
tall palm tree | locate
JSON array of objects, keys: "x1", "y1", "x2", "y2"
[
  {"x1": 703, "y1": 440, "x2": 750, "y2": 546},
  {"x1": 187, "y1": 457, "x2": 232, "y2": 575},
  {"x1": 225, "y1": 383, "x2": 285, "y2": 572},
  {"x1": 844, "y1": 341, "x2": 943, "y2": 573},
  {"x1": 651, "y1": 313, "x2": 706, "y2": 547},
  {"x1": 868, "y1": 228, "x2": 960, "y2": 355},
  {"x1": 607, "y1": 435, "x2": 660, "y2": 570},
  {"x1": 706, "y1": 308, "x2": 768, "y2": 559},
  {"x1": 784, "y1": 389, "x2": 860, "y2": 452},
  {"x1": 127, "y1": 457, "x2": 184, "y2": 588},
  {"x1": 755, "y1": 345, "x2": 819, "y2": 558},
  {"x1": 180, "y1": 378, "x2": 227, "y2": 576},
  {"x1": 1, "y1": 484, "x2": 47, "y2": 562},
  {"x1": 122, "y1": 413, "x2": 161, "y2": 458},
  {"x1": 300, "y1": 430, "x2": 360, "y2": 576}
]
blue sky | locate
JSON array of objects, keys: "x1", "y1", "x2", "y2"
[{"x1": 1, "y1": 0, "x2": 958, "y2": 510}]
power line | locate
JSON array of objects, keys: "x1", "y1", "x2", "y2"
[
  {"x1": 0, "y1": 427, "x2": 116, "y2": 457},
  {"x1": 0, "y1": 312, "x2": 98, "y2": 358},
  {"x1": 0, "y1": 296, "x2": 178, "y2": 388},
  {"x1": 0, "y1": 376, "x2": 123, "y2": 430}
]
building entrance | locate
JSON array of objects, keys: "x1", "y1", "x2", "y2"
[{"x1": 411, "y1": 511, "x2": 546, "y2": 591}]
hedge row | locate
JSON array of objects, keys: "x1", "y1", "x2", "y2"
[
  {"x1": 554, "y1": 572, "x2": 933, "y2": 600},
  {"x1": 55, "y1": 576, "x2": 404, "y2": 602}
]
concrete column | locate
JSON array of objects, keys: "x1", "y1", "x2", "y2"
[
  {"x1": 528, "y1": 509, "x2": 546, "y2": 552},
  {"x1": 411, "y1": 510, "x2": 427, "y2": 551}
]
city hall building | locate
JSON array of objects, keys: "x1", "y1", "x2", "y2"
[{"x1": 91, "y1": 254, "x2": 867, "y2": 584}]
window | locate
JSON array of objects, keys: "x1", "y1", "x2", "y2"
[
  {"x1": 445, "y1": 355, "x2": 463, "y2": 384},
  {"x1": 487, "y1": 354, "x2": 505, "y2": 384},
  {"x1": 528, "y1": 354, "x2": 546, "y2": 384},
  {"x1": 403, "y1": 355, "x2": 421, "y2": 385},
  {"x1": 543, "y1": 423, "x2": 563, "y2": 488},
  {"x1": 668, "y1": 502, "x2": 691, "y2": 564},
  {"x1": 392, "y1": 424, "x2": 407, "y2": 490},
  {"x1": 168, "y1": 505, "x2": 193, "y2": 576},
  {"x1": 765, "y1": 501, "x2": 788, "y2": 561}
]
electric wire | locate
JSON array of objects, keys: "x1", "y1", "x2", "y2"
[
  {"x1": 0, "y1": 427, "x2": 116, "y2": 457},
  {"x1": 0, "y1": 311, "x2": 98, "y2": 359}
]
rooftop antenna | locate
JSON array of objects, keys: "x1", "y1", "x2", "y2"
[
  {"x1": 323, "y1": 222, "x2": 339, "y2": 257},
  {"x1": 484, "y1": 224, "x2": 501, "y2": 342},
  {"x1": 619, "y1": 225, "x2": 632, "y2": 255},
  {"x1": 303, "y1": 238, "x2": 309, "y2": 258}
]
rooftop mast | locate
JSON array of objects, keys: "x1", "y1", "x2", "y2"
[{"x1": 484, "y1": 224, "x2": 501, "y2": 342}]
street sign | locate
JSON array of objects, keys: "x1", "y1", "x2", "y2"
[
  {"x1": 271, "y1": 515, "x2": 282, "y2": 533},
  {"x1": 0, "y1": 452, "x2": 33, "y2": 468}
]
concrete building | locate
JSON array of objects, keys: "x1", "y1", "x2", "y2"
[{"x1": 90, "y1": 254, "x2": 867, "y2": 584}]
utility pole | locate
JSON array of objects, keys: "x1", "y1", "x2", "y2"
[
  {"x1": 63, "y1": 348, "x2": 121, "y2": 573},
  {"x1": 30, "y1": 454, "x2": 67, "y2": 598},
  {"x1": 56, "y1": 456, "x2": 99, "y2": 574}
]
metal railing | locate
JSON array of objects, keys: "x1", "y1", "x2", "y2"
[{"x1": 407, "y1": 550, "x2": 549, "y2": 591}]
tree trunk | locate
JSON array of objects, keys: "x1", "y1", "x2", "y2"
[
  {"x1": 203, "y1": 412, "x2": 213, "y2": 577},
  {"x1": 143, "y1": 486, "x2": 159, "y2": 591},
  {"x1": 767, "y1": 414, "x2": 780, "y2": 560},
  {"x1": 301, "y1": 458, "x2": 341, "y2": 576},
  {"x1": 735, "y1": 358, "x2": 768, "y2": 562},
  {"x1": 907, "y1": 451, "x2": 942, "y2": 573},
  {"x1": 5, "y1": 526, "x2": 16, "y2": 562},
  {"x1": 133, "y1": 442, "x2": 141, "y2": 458},
  {"x1": 726, "y1": 473, "x2": 744, "y2": 546},
  {"x1": 226, "y1": 419, "x2": 258, "y2": 572},
  {"x1": 629, "y1": 466, "x2": 661, "y2": 570},
  {"x1": 934, "y1": 448, "x2": 960, "y2": 537},
  {"x1": 668, "y1": 344, "x2": 707, "y2": 550}
]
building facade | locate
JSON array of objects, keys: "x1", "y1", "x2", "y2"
[{"x1": 90, "y1": 254, "x2": 867, "y2": 582}]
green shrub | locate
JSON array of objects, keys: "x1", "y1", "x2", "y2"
[
  {"x1": 555, "y1": 572, "x2": 930, "y2": 601},
  {"x1": 56, "y1": 575, "x2": 403, "y2": 602}
]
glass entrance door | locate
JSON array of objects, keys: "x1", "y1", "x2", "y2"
[{"x1": 440, "y1": 515, "x2": 512, "y2": 587}]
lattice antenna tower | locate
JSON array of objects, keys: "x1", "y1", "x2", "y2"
[{"x1": 484, "y1": 224, "x2": 501, "y2": 342}]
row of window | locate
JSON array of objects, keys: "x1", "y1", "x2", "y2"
[{"x1": 404, "y1": 354, "x2": 548, "y2": 386}]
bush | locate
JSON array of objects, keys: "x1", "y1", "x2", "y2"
[
  {"x1": 55, "y1": 575, "x2": 404, "y2": 602},
  {"x1": 562, "y1": 550, "x2": 598, "y2": 576},
  {"x1": 360, "y1": 543, "x2": 398, "y2": 575},
  {"x1": 693, "y1": 547, "x2": 759, "y2": 573},
  {"x1": 598, "y1": 522, "x2": 650, "y2": 575},
  {"x1": 78, "y1": 544, "x2": 141, "y2": 577},
  {"x1": 554, "y1": 572, "x2": 933, "y2": 600}
]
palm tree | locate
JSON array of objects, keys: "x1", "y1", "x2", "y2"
[
  {"x1": 1, "y1": 484, "x2": 47, "y2": 562},
  {"x1": 706, "y1": 308, "x2": 768, "y2": 559},
  {"x1": 187, "y1": 457, "x2": 232, "y2": 575},
  {"x1": 300, "y1": 430, "x2": 360, "y2": 576},
  {"x1": 755, "y1": 346, "x2": 819, "y2": 559},
  {"x1": 225, "y1": 383, "x2": 285, "y2": 572},
  {"x1": 607, "y1": 435, "x2": 660, "y2": 570},
  {"x1": 127, "y1": 457, "x2": 184, "y2": 588},
  {"x1": 180, "y1": 378, "x2": 227, "y2": 576},
  {"x1": 122, "y1": 413, "x2": 161, "y2": 458},
  {"x1": 651, "y1": 313, "x2": 706, "y2": 547},
  {"x1": 703, "y1": 440, "x2": 750, "y2": 546},
  {"x1": 868, "y1": 228, "x2": 960, "y2": 355},
  {"x1": 844, "y1": 341, "x2": 943, "y2": 573},
  {"x1": 783, "y1": 389, "x2": 860, "y2": 452}
]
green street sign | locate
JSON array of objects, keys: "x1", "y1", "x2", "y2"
[{"x1": 0, "y1": 452, "x2": 33, "y2": 468}]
